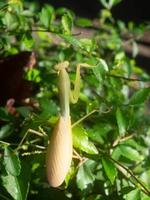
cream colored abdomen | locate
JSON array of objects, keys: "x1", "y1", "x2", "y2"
[{"x1": 46, "y1": 116, "x2": 72, "y2": 187}]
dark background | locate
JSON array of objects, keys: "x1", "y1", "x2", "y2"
[{"x1": 36, "y1": 0, "x2": 150, "y2": 23}]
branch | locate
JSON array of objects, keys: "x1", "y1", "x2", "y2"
[
  {"x1": 107, "y1": 74, "x2": 150, "y2": 82},
  {"x1": 110, "y1": 156, "x2": 150, "y2": 196}
]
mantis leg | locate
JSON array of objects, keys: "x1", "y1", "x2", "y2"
[{"x1": 70, "y1": 63, "x2": 92, "y2": 104}]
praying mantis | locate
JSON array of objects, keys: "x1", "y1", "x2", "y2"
[{"x1": 46, "y1": 61, "x2": 92, "y2": 187}]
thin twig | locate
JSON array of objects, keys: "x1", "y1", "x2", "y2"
[
  {"x1": 72, "y1": 109, "x2": 98, "y2": 128},
  {"x1": 109, "y1": 156, "x2": 150, "y2": 196},
  {"x1": 73, "y1": 149, "x2": 82, "y2": 161},
  {"x1": 112, "y1": 135, "x2": 134, "y2": 147},
  {"x1": 14, "y1": 128, "x2": 44, "y2": 152},
  {"x1": 107, "y1": 74, "x2": 149, "y2": 82}
]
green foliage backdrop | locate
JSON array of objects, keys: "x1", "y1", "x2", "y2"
[{"x1": 0, "y1": 0, "x2": 150, "y2": 199}]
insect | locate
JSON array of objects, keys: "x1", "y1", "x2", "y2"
[{"x1": 46, "y1": 61, "x2": 92, "y2": 187}]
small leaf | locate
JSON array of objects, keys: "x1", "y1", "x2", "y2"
[
  {"x1": 39, "y1": 98, "x2": 58, "y2": 118},
  {"x1": 2, "y1": 174, "x2": 23, "y2": 200},
  {"x1": 39, "y1": 5, "x2": 55, "y2": 29},
  {"x1": 61, "y1": 12, "x2": 73, "y2": 35},
  {"x1": 59, "y1": 34, "x2": 82, "y2": 48},
  {"x1": 98, "y1": 58, "x2": 109, "y2": 71},
  {"x1": 100, "y1": 0, "x2": 110, "y2": 9},
  {"x1": 141, "y1": 192, "x2": 150, "y2": 200},
  {"x1": 76, "y1": 17, "x2": 92, "y2": 27},
  {"x1": 1, "y1": 161, "x2": 30, "y2": 200},
  {"x1": 26, "y1": 68, "x2": 41, "y2": 83},
  {"x1": 0, "y1": 124, "x2": 13, "y2": 139},
  {"x1": 119, "y1": 145, "x2": 143, "y2": 161},
  {"x1": 102, "y1": 158, "x2": 117, "y2": 184},
  {"x1": 92, "y1": 59, "x2": 108, "y2": 82},
  {"x1": 129, "y1": 88, "x2": 150, "y2": 105},
  {"x1": 76, "y1": 160, "x2": 96, "y2": 190},
  {"x1": 132, "y1": 41, "x2": 139, "y2": 57},
  {"x1": 79, "y1": 38, "x2": 96, "y2": 52},
  {"x1": 73, "y1": 125, "x2": 98, "y2": 154},
  {"x1": 88, "y1": 123, "x2": 112, "y2": 144},
  {"x1": 0, "y1": 107, "x2": 11, "y2": 121},
  {"x1": 116, "y1": 108, "x2": 126, "y2": 136},
  {"x1": 3, "y1": 12, "x2": 19, "y2": 31},
  {"x1": 124, "y1": 189, "x2": 141, "y2": 200},
  {"x1": 3, "y1": 146, "x2": 21, "y2": 176},
  {"x1": 16, "y1": 107, "x2": 31, "y2": 118}
]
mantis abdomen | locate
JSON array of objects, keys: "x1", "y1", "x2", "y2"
[{"x1": 46, "y1": 116, "x2": 72, "y2": 187}]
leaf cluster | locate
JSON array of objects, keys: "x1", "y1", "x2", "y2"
[{"x1": 0, "y1": 1, "x2": 150, "y2": 200}]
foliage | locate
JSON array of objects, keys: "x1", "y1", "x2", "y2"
[{"x1": 0, "y1": 0, "x2": 150, "y2": 199}]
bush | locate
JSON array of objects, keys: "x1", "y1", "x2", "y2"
[{"x1": 0, "y1": 0, "x2": 150, "y2": 199}]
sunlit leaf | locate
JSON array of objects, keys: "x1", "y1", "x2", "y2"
[
  {"x1": 129, "y1": 88, "x2": 150, "y2": 105},
  {"x1": 76, "y1": 160, "x2": 96, "y2": 190},
  {"x1": 3, "y1": 12, "x2": 19, "y2": 30},
  {"x1": 92, "y1": 59, "x2": 108, "y2": 82},
  {"x1": 88, "y1": 123, "x2": 112, "y2": 144},
  {"x1": 102, "y1": 158, "x2": 117, "y2": 184},
  {"x1": 116, "y1": 108, "x2": 126, "y2": 136},
  {"x1": 119, "y1": 145, "x2": 143, "y2": 161},
  {"x1": 59, "y1": 34, "x2": 82, "y2": 48},
  {"x1": 0, "y1": 124, "x2": 13, "y2": 139},
  {"x1": 61, "y1": 12, "x2": 73, "y2": 35},
  {"x1": 2, "y1": 161, "x2": 30, "y2": 200},
  {"x1": 76, "y1": 17, "x2": 92, "y2": 27},
  {"x1": 73, "y1": 125, "x2": 98, "y2": 154},
  {"x1": 39, "y1": 5, "x2": 55, "y2": 29},
  {"x1": 124, "y1": 189, "x2": 141, "y2": 200},
  {"x1": 3, "y1": 146, "x2": 21, "y2": 176},
  {"x1": 132, "y1": 41, "x2": 139, "y2": 58}
]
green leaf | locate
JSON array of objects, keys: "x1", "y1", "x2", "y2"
[
  {"x1": 39, "y1": 5, "x2": 55, "y2": 29},
  {"x1": 141, "y1": 192, "x2": 150, "y2": 200},
  {"x1": 76, "y1": 17, "x2": 92, "y2": 27},
  {"x1": 109, "y1": 0, "x2": 122, "y2": 7},
  {"x1": 0, "y1": 107, "x2": 11, "y2": 121},
  {"x1": 73, "y1": 125, "x2": 98, "y2": 154},
  {"x1": 132, "y1": 41, "x2": 139, "y2": 58},
  {"x1": 26, "y1": 68, "x2": 41, "y2": 83},
  {"x1": 100, "y1": 0, "x2": 110, "y2": 9},
  {"x1": 16, "y1": 107, "x2": 31, "y2": 118},
  {"x1": 20, "y1": 33, "x2": 34, "y2": 50},
  {"x1": 102, "y1": 158, "x2": 117, "y2": 184},
  {"x1": 124, "y1": 189, "x2": 141, "y2": 200},
  {"x1": 3, "y1": 12, "x2": 19, "y2": 31},
  {"x1": 88, "y1": 123, "x2": 112, "y2": 144},
  {"x1": 1, "y1": 161, "x2": 30, "y2": 200},
  {"x1": 140, "y1": 169, "x2": 150, "y2": 189},
  {"x1": 92, "y1": 59, "x2": 108, "y2": 82},
  {"x1": 61, "y1": 12, "x2": 73, "y2": 35},
  {"x1": 59, "y1": 34, "x2": 82, "y2": 48},
  {"x1": 39, "y1": 98, "x2": 58, "y2": 119},
  {"x1": 100, "y1": 0, "x2": 122, "y2": 9},
  {"x1": 76, "y1": 160, "x2": 96, "y2": 190},
  {"x1": 116, "y1": 108, "x2": 126, "y2": 136},
  {"x1": 79, "y1": 38, "x2": 96, "y2": 52},
  {"x1": 129, "y1": 88, "x2": 150, "y2": 105},
  {"x1": 119, "y1": 145, "x2": 143, "y2": 161},
  {"x1": 3, "y1": 147, "x2": 21, "y2": 176},
  {"x1": 0, "y1": 124, "x2": 13, "y2": 139}
]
